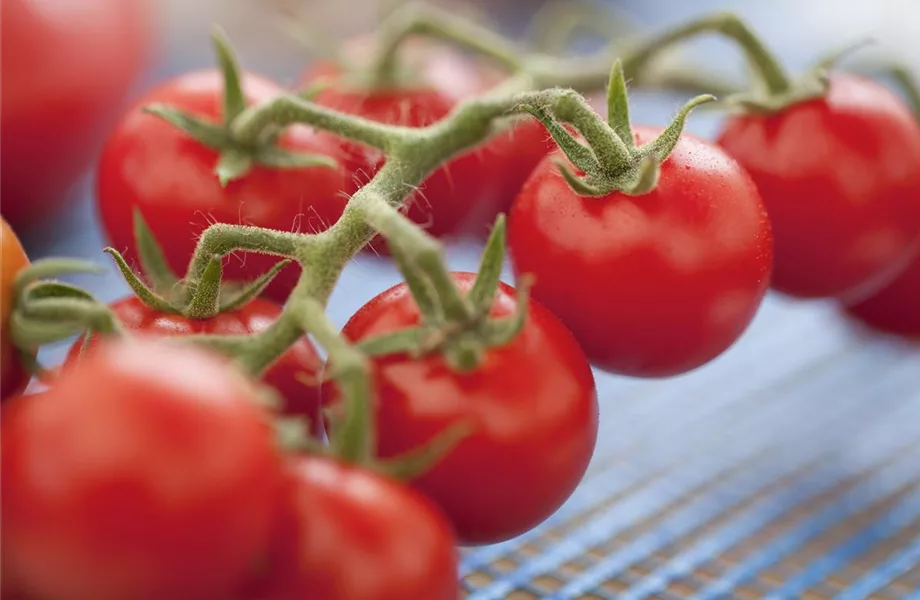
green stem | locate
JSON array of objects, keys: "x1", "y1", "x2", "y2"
[
  {"x1": 185, "y1": 224, "x2": 304, "y2": 285},
  {"x1": 294, "y1": 296, "x2": 374, "y2": 463},
  {"x1": 370, "y1": 2, "x2": 524, "y2": 86},
  {"x1": 231, "y1": 95, "x2": 413, "y2": 150},
  {"x1": 620, "y1": 12, "x2": 791, "y2": 95}
]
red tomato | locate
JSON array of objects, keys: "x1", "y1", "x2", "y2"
[
  {"x1": 96, "y1": 70, "x2": 352, "y2": 304},
  {"x1": 247, "y1": 456, "x2": 458, "y2": 600},
  {"x1": 1, "y1": 0, "x2": 151, "y2": 232},
  {"x1": 1, "y1": 339, "x2": 284, "y2": 600},
  {"x1": 301, "y1": 41, "x2": 553, "y2": 245},
  {"x1": 716, "y1": 74, "x2": 920, "y2": 302},
  {"x1": 63, "y1": 296, "x2": 324, "y2": 437},
  {"x1": 324, "y1": 272, "x2": 598, "y2": 545},
  {"x1": 844, "y1": 252, "x2": 920, "y2": 337},
  {"x1": 0, "y1": 218, "x2": 31, "y2": 400},
  {"x1": 509, "y1": 127, "x2": 773, "y2": 377}
]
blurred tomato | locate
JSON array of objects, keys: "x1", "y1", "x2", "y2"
[{"x1": 1, "y1": 0, "x2": 152, "y2": 232}]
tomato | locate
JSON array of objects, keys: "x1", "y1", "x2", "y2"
[
  {"x1": 509, "y1": 127, "x2": 773, "y2": 377},
  {"x1": 844, "y1": 252, "x2": 920, "y2": 337},
  {"x1": 716, "y1": 74, "x2": 920, "y2": 302},
  {"x1": 246, "y1": 456, "x2": 458, "y2": 600},
  {"x1": 324, "y1": 272, "x2": 597, "y2": 545},
  {"x1": 1, "y1": 0, "x2": 151, "y2": 232},
  {"x1": 96, "y1": 70, "x2": 351, "y2": 304},
  {"x1": 63, "y1": 296, "x2": 324, "y2": 437},
  {"x1": 1, "y1": 339, "x2": 284, "y2": 600},
  {"x1": 301, "y1": 40, "x2": 553, "y2": 245},
  {"x1": 0, "y1": 218, "x2": 31, "y2": 400}
]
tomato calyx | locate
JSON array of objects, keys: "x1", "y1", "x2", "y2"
[
  {"x1": 144, "y1": 28, "x2": 339, "y2": 186},
  {"x1": 9, "y1": 258, "x2": 119, "y2": 375},
  {"x1": 524, "y1": 60, "x2": 715, "y2": 197},
  {"x1": 106, "y1": 210, "x2": 292, "y2": 320},
  {"x1": 357, "y1": 215, "x2": 533, "y2": 372}
]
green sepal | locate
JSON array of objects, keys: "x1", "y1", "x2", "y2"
[
  {"x1": 606, "y1": 60, "x2": 636, "y2": 151},
  {"x1": 13, "y1": 259, "x2": 104, "y2": 299},
  {"x1": 211, "y1": 26, "x2": 247, "y2": 125},
  {"x1": 467, "y1": 214, "x2": 507, "y2": 320},
  {"x1": 104, "y1": 248, "x2": 180, "y2": 314},
  {"x1": 132, "y1": 209, "x2": 180, "y2": 295},
  {"x1": 522, "y1": 104, "x2": 600, "y2": 175},
  {"x1": 143, "y1": 104, "x2": 230, "y2": 149},
  {"x1": 216, "y1": 149, "x2": 254, "y2": 187},
  {"x1": 480, "y1": 273, "x2": 534, "y2": 347},
  {"x1": 253, "y1": 145, "x2": 339, "y2": 171},
  {"x1": 357, "y1": 326, "x2": 429, "y2": 358}
]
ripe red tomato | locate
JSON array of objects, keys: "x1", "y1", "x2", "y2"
[
  {"x1": 1, "y1": 339, "x2": 284, "y2": 600},
  {"x1": 0, "y1": 218, "x2": 31, "y2": 401},
  {"x1": 1, "y1": 0, "x2": 152, "y2": 232},
  {"x1": 63, "y1": 296, "x2": 324, "y2": 437},
  {"x1": 324, "y1": 272, "x2": 598, "y2": 545},
  {"x1": 716, "y1": 74, "x2": 920, "y2": 302},
  {"x1": 96, "y1": 70, "x2": 351, "y2": 304},
  {"x1": 301, "y1": 40, "x2": 553, "y2": 245},
  {"x1": 844, "y1": 252, "x2": 920, "y2": 337},
  {"x1": 509, "y1": 127, "x2": 773, "y2": 377},
  {"x1": 247, "y1": 456, "x2": 458, "y2": 600}
]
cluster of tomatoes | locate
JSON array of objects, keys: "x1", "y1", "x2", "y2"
[{"x1": 3, "y1": 2, "x2": 920, "y2": 599}]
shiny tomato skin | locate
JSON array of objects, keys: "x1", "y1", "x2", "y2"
[
  {"x1": 717, "y1": 74, "x2": 920, "y2": 302},
  {"x1": 844, "y1": 253, "x2": 920, "y2": 337},
  {"x1": 248, "y1": 457, "x2": 459, "y2": 600},
  {"x1": 1, "y1": 339, "x2": 284, "y2": 600},
  {"x1": 326, "y1": 272, "x2": 598, "y2": 545},
  {"x1": 63, "y1": 296, "x2": 324, "y2": 437},
  {"x1": 509, "y1": 127, "x2": 773, "y2": 378},
  {"x1": 96, "y1": 69, "x2": 351, "y2": 304},
  {"x1": 1, "y1": 0, "x2": 151, "y2": 232},
  {"x1": 0, "y1": 219, "x2": 31, "y2": 400}
]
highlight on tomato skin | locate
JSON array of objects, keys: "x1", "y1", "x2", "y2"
[
  {"x1": 716, "y1": 73, "x2": 920, "y2": 304},
  {"x1": 508, "y1": 127, "x2": 774, "y2": 379},
  {"x1": 0, "y1": 217, "x2": 32, "y2": 401},
  {"x1": 1, "y1": 338, "x2": 287, "y2": 600},
  {"x1": 324, "y1": 272, "x2": 599, "y2": 546}
]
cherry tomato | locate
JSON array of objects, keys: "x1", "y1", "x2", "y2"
[
  {"x1": 716, "y1": 74, "x2": 920, "y2": 302},
  {"x1": 1, "y1": 339, "x2": 284, "y2": 600},
  {"x1": 96, "y1": 70, "x2": 351, "y2": 304},
  {"x1": 1, "y1": 0, "x2": 151, "y2": 232},
  {"x1": 247, "y1": 456, "x2": 458, "y2": 600},
  {"x1": 324, "y1": 272, "x2": 598, "y2": 545},
  {"x1": 63, "y1": 296, "x2": 324, "y2": 437},
  {"x1": 301, "y1": 41, "x2": 552, "y2": 245},
  {"x1": 509, "y1": 127, "x2": 773, "y2": 377},
  {"x1": 844, "y1": 252, "x2": 920, "y2": 337},
  {"x1": 0, "y1": 218, "x2": 31, "y2": 400}
]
